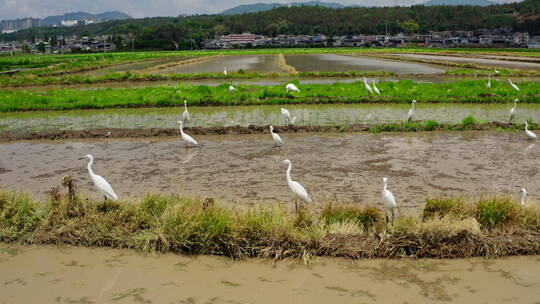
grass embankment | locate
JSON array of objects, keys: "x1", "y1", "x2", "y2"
[
  {"x1": 0, "y1": 179, "x2": 539, "y2": 259},
  {"x1": 0, "y1": 119, "x2": 537, "y2": 141},
  {"x1": 277, "y1": 53, "x2": 298, "y2": 74},
  {"x1": 1, "y1": 80, "x2": 537, "y2": 112}
]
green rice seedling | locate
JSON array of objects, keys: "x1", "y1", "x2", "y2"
[
  {"x1": 0, "y1": 191, "x2": 41, "y2": 240},
  {"x1": 423, "y1": 197, "x2": 470, "y2": 220},
  {"x1": 475, "y1": 196, "x2": 519, "y2": 229},
  {"x1": 321, "y1": 202, "x2": 382, "y2": 231}
]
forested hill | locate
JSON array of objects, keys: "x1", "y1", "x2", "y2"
[{"x1": 1, "y1": 0, "x2": 538, "y2": 49}]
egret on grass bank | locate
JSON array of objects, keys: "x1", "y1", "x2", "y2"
[
  {"x1": 229, "y1": 85, "x2": 235, "y2": 93},
  {"x1": 282, "y1": 159, "x2": 312, "y2": 212},
  {"x1": 372, "y1": 80, "x2": 381, "y2": 95},
  {"x1": 508, "y1": 79, "x2": 520, "y2": 91},
  {"x1": 80, "y1": 154, "x2": 118, "y2": 201},
  {"x1": 519, "y1": 188, "x2": 528, "y2": 205},
  {"x1": 280, "y1": 108, "x2": 296, "y2": 125},
  {"x1": 270, "y1": 125, "x2": 283, "y2": 147},
  {"x1": 182, "y1": 100, "x2": 191, "y2": 123},
  {"x1": 382, "y1": 177, "x2": 397, "y2": 226},
  {"x1": 224, "y1": 67, "x2": 227, "y2": 75},
  {"x1": 363, "y1": 77, "x2": 373, "y2": 95},
  {"x1": 178, "y1": 120, "x2": 198, "y2": 147},
  {"x1": 486, "y1": 73, "x2": 491, "y2": 89},
  {"x1": 524, "y1": 121, "x2": 537, "y2": 140},
  {"x1": 509, "y1": 99, "x2": 518, "y2": 122},
  {"x1": 286, "y1": 83, "x2": 300, "y2": 93},
  {"x1": 407, "y1": 100, "x2": 417, "y2": 122}
]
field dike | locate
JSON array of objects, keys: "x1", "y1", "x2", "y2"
[
  {"x1": 0, "y1": 177, "x2": 539, "y2": 259},
  {"x1": 142, "y1": 55, "x2": 222, "y2": 73},
  {"x1": 278, "y1": 53, "x2": 298, "y2": 74},
  {"x1": 0, "y1": 120, "x2": 534, "y2": 141}
]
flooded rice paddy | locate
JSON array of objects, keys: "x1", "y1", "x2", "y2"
[
  {"x1": 1, "y1": 103, "x2": 539, "y2": 132},
  {"x1": 1, "y1": 244, "x2": 539, "y2": 304},
  {"x1": 81, "y1": 57, "x2": 194, "y2": 76},
  {"x1": 162, "y1": 55, "x2": 282, "y2": 74},
  {"x1": 285, "y1": 54, "x2": 446, "y2": 74},
  {"x1": 396, "y1": 53, "x2": 540, "y2": 71},
  {"x1": 1, "y1": 132, "x2": 538, "y2": 210}
]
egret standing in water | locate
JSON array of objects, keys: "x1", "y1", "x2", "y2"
[
  {"x1": 178, "y1": 120, "x2": 198, "y2": 147},
  {"x1": 80, "y1": 154, "x2": 118, "y2": 201},
  {"x1": 270, "y1": 125, "x2": 283, "y2": 147},
  {"x1": 281, "y1": 159, "x2": 312, "y2": 212},
  {"x1": 508, "y1": 79, "x2": 520, "y2": 91},
  {"x1": 381, "y1": 177, "x2": 397, "y2": 226},
  {"x1": 509, "y1": 99, "x2": 518, "y2": 122},
  {"x1": 407, "y1": 100, "x2": 417, "y2": 122},
  {"x1": 372, "y1": 80, "x2": 381, "y2": 95},
  {"x1": 363, "y1": 77, "x2": 373, "y2": 95},
  {"x1": 280, "y1": 107, "x2": 296, "y2": 125},
  {"x1": 182, "y1": 100, "x2": 191, "y2": 124},
  {"x1": 286, "y1": 83, "x2": 300, "y2": 93},
  {"x1": 486, "y1": 73, "x2": 491, "y2": 89},
  {"x1": 519, "y1": 188, "x2": 528, "y2": 205},
  {"x1": 524, "y1": 121, "x2": 537, "y2": 140}
]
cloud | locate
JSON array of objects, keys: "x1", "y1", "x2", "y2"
[{"x1": 0, "y1": 0, "x2": 520, "y2": 20}]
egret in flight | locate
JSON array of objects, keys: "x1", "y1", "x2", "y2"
[
  {"x1": 363, "y1": 77, "x2": 373, "y2": 95},
  {"x1": 508, "y1": 79, "x2": 520, "y2": 91},
  {"x1": 270, "y1": 125, "x2": 283, "y2": 147},
  {"x1": 519, "y1": 188, "x2": 528, "y2": 205},
  {"x1": 178, "y1": 120, "x2": 198, "y2": 147},
  {"x1": 486, "y1": 73, "x2": 491, "y2": 89},
  {"x1": 282, "y1": 159, "x2": 312, "y2": 212},
  {"x1": 372, "y1": 80, "x2": 381, "y2": 95},
  {"x1": 280, "y1": 108, "x2": 296, "y2": 125},
  {"x1": 229, "y1": 85, "x2": 235, "y2": 93},
  {"x1": 286, "y1": 83, "x2": 300, "y2": 93},
  {"x1": 407, "y1": 100, "x2": 417, "y2": 122},
  {"x1": 80, "y1": 154, "x2": 118, "y2": 201},
  {"x1": 509, "y1": 99, "x2": 518, "y2": 122},
  {"x1": 524, "y1": 121, "x2": 537, "y2": 140},
  {"x1": 381, "y1": 177, "x2": 397, "y2": 226},
  {"x1": 182, "y1": 100, "x2": 191, "y2": 123}
]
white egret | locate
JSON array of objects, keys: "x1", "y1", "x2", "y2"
[
  {"x1": 525, "y1": 121, "x2": 537, "y2": 140},
  {"x1": 509, "y1": 99, "x2": 518, "y2": 122},
  {"x1": 363, "y1": 77, "x2": 373, "y2": 95},
  {"x1": 519, "y1": 188, "x2": 528, "y2": 205},
  {"x1": 80, "y1": 154, "x2": 118, "y2": 201},
  {"x1": 286, "y1": 83, "x2": 300, "y2": 93},
  {"x1": 229, "y1": 85, "x2": 235, "y2": 93},
  {"x1": 508, "y1": 79, "x2": 520, "y2": 91},
  {"x1": 270, "y1": 125, "x2": 283, "y2": 147},
  {"x1": 281, "y1": 159, "x2": 312, "y2": 212},
  {"x1": 224, "y1": 67, "x2": 227, "y2": 75},
  {"x1": 372, "y1": 80, "x2": 381, "y2": 95},
  {"x1": 495, "y1": 69, "x2": 500, "y2": 74},
  {"x1": 407, "y1": 100, "x2": 417, "y2": 122},
  {"x1": 280, "y1": 107, "x2": 296, "y2": 125},
  {"x1": 486, "y1": 73, "x2": 491, "y2": 89},
  {"x1": 178, "y1": 120, "x2": 198, "y2": 147},
  {"x1": 381, "y1": 177, "x2": 397, "y2": 226},
  {"x1": 182, "y1": 100, "x2": 191, "y2": 123}
]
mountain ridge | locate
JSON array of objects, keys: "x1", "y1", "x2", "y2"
[{"x1": 41, "y1": 11, "x2": 131, "y2": 26}]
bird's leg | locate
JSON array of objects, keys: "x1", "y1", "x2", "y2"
[
  {"x1": 391, "y1": 209, "x2": 395, "y2": 227},
  {"x1": 295, "y1": 200, "x2": 298, "y2": 213},
  {"x1": 385, "y1": 210, "x2": 389, "y2": 226},
  {"x1": 103, "y1": 195, "x2": 108, "y2": 203}
]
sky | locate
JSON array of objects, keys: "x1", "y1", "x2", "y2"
[{"x1": 0, "y1": 0, "x2": 521, "y2": 20}]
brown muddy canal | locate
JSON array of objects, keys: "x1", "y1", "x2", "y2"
[
  {"x1": 1, "y1": 132, "x2": 539, "y2": 211},
  {"x1": 1, "y1": 244, "x2": 539, "y2": 303}
]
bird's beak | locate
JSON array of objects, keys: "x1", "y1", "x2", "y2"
[{"x1": 78, "y1": 157, "x2": 85, "y2": 160}]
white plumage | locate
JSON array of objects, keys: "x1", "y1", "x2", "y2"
[
  {"x1": 407, "y1": 100, "x2": 417, "y2": 122},
  {"x1": 223, "y1": 67, "x2": 227, "y2": 75},
  {"x1": 178, "y1": 120, "x2": 198, "y2": 147},
  {"x1": 509, "y1": 99, "x2": 518, "y2": 122},
  {"x1": 182, "y1": 100, "x2": 191, "y2": 123},
  {"x1": 486, "y1": 73, "x2": 491, "y2": 89},
  {"x1": 286, "y1": 83, "x2": 300, "y2": 92},
  {"x1": 270, "y1": 125, "x2": 283, "y2": 147},
  {"x1": 280, "y1": 107, "x2": 296, "y2": 125},
  {"x1": 282, "y1": 159, "x2": 312, "y2": 211},
  {"x1": 519, "y1": 188, "x2": 528, "y2": 205},
  {"x1": 81, "y1": 154, "x2": 118, "y2": 201},
  {"x1": 372, "y1": 80, "x2": 381, "y2": 95},
  {"x1": 381, "y1": 177, "x2": 397, "y2": 225},
  {"x1": 229, "y1": 85, "x2": 235, "y2": 93},
  {"x1": 363, "y1": 77, "x2": 373, "y2": 95},
  {"x1": 508, "y1": 79, "x2": 520, "y2": 91},
  {"x1": 525, "y1": 121, "x2": 537, "y2": 140}
]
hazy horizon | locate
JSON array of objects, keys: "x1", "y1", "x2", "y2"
[{"x1": 0, "y1": 0, "x2": 522, "y2": 20}]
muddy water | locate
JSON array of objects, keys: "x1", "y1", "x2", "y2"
[
  {"x1": 0, "y1": 245, "x2": 539, "y2": 304},
  {"x1": 285, "y1": 54, "x2": 446, "y2": 74},
  {"x1": 1, "y1": 103, "x2": 539, "y2": 132},
  {"x1": 81, "y1": 57, "x2": 193, "y2": 77},
  {"x1": 396, "y1": 53, "x2": 540, "y2": 71},
  {"x1": 1, "y1": 132, "x2": 539, "y2": 210},
  {"x1": 164, "y1": 55, "x2": 282, "y2": 74}
]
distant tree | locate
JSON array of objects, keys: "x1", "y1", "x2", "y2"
[
  {"x1": 21, "y1": 44, "x2": 31, "y2": 53},
  {"x1": 37, "y1": 42, "x2": 45, "y2": 53}
]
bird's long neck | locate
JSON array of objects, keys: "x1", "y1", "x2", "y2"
[
  {"x1": 286, "y1": 163, "x2": 292, "y2": 184},
  {"x1": 184, "y1": 102, "x2": 187, "y2": 110},
  {"x1": 520, "y1": 192, "x2": 526, "y2": 205},
  {"x1": 513, "y1": 101, "x2": 517, "y2": 108},
  {"x1": 87, "y1": 158, "x2": 95, "y2": 178},
  {"x1": 179, "y1": 124, "x2": 184, "y2": 135},
  {"x1": 525, "y1": 123, "x2": 529, "y2": 131},
  {"x1": 383, "y1": 181, "x2": 387, "y2": 192},
  {"x1": 411, "y1": 103, "x2": 415, "y2": 109}
]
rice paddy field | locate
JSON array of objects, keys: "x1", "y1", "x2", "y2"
[{"x1": 1, "y1": 47, "x2": 540, "y2": 303}]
